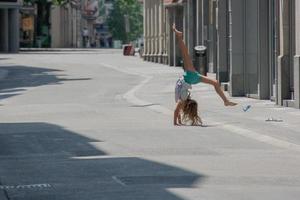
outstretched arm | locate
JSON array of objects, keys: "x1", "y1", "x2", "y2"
[
  {"x1": 174, "y1": 101, "x2": 183, "y2": 126},
  {"x1": 172, "y1": 24, "x2": 196, "y2": 72}
]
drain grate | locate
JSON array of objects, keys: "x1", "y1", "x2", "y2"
[{"x1": 0, "y1": 183, "x2": 51, "y2": 190}]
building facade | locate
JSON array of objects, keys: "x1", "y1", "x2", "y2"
[
  {"x1": 144, "y1": 0, "x2": 300, "y2": 109},
  {"x1": 51, "y1": 1, "x2": 82, "y2": 48},
  {"x1": 0, "y1": 0, "x2": 21, "y2": 53},
  {"x1": 143, "y1": 0, "x2": 168, "y2": 64},
  {"x1": 19, "y1": 0, "x2": 82, "y2": 48}
]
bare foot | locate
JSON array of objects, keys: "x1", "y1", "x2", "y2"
[
  {"x1": 172, "y1": 23, "x2": 183, "y2": 38},
  {"x1": 224, "y1": 101, "x2": 238, "y2": 106}
]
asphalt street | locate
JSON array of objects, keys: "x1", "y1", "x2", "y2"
[{"x1": 0, "y1": 49, "x2": 300, "y2": 200}]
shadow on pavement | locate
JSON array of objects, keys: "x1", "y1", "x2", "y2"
[
  {"x1": 0, "y1": 122, "x2": 205, "y2": 200},
  {"x1": 0, "y1": 65, "x2": 91, "y2": 101}
]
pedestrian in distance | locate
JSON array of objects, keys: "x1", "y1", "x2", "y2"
[{"x1": 173, "y1": 24, "x2": 237, "y2": 126}]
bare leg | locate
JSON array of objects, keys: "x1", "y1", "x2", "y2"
[
  {"x1": 201, "y1": 75, "x2": 237, "y2": 106},
  {"x1": 172, "y1": 24, "x2": 196, "y2": 72},
  {"x1": 173, "y1": 24, "x2": 237, "y2": 107}
]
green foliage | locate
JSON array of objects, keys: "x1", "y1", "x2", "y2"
[
  {"x1": 98, "y1": 0, "x2": 106, "y2": 17},
  {"x1": 107, "y1": 0, "x2": 143, "y2": 43}
]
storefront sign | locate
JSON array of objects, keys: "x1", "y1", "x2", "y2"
[{"x1": 22, "y1": 16, "x2": 34, "y2": 31}]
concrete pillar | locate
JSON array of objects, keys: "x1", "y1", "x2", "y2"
[
  {"x1": 258, "y1": 0, "x2": 270, "y2": 99},
  {"x1": 175, "y1": 6, "x2": 184, "y2": 67},
  {"x1": 158, "y1": 0, "x2": 163, "y2": 63},
  {"x1": 68, "y1": 5, "x2": 72, "y2": 47},
  {"x1": 294, "y1": 0, "x2": 300, "y2": 108},
  {"x1": 167, "y1": 8, "x2": 175, "y2": 66},
  {"x1": 72, "y1": 8, "x2": 77, "y2": 47},
  {"x1": 211, "y1": 0, "x2": 218, "y2": 73},
  {"x1": 51, "y1": 6, "x2": 61, "y2": 48},
  {"x1": 277, "y1": 0, "x2": 291, "y2": 105},
  {"x1": 174, "y1": 7, "x2": 181, "y2": 67},
  {"x1": 8, "y1": 9, "x2": 19, "y2": 52},
  {"x1": 186, "y1": 0, "x2": 194, "y2": 59},
  {"x1": 163, "y1": 5, "x2": 168, "y2": 64},
  {"x1": 0, "y1": 9, "x2": 9, "y2": 52},
  {"x1": 153, "y1": 0, "x2": 156, "y2": 61},
  {"x1": 155, "y1": 0, "x2": 159, "y2": 62},
  {"x1": 165, "y1": 8, "x2": 171, "y2": 65},
  {"x1": 143, "y1": 0, "x2": 148, "y2": 60},
  {"x1": 203, "y1": 0, "x2": 209, "y2": 46},
  {"x1": 196, "y1": 0, "x2": 204, "y2": 45},
  {"x1": 217, "y1": 0, "x2": 229, "y2": 82},
  {"x1": 203, "y1": 0, "x2": 209, "y2": 70},
  {"x1": 77, "y1": 9, "x2": 81, "y2": 48},
  {"x1": 150, "y1": 1, "x2": 154, "y2": 61},
  {"x1": 183, "y1": 2, "x2": 187, "y2": 45},
  {"x1": 229, "y1": 0, "x2": 245, "y2": 96}
]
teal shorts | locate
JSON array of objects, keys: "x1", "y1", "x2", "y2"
[{"x1": 183, "y1": 70, "x2": 201, "y2": 85}]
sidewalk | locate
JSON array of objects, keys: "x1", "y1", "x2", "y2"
[
  {"x1": 114, "y1": 56, "x2": 300, "y2": 152},
  {"x1": 145, "y1": 73, "x2": 300, "y2": 150}
]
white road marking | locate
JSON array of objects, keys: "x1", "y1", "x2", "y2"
[
  {"x1": 101, "y1": 63, "x2": 300, "y2": 152},
  {"x1": 220, "y1": 123, "x2": 300, "y2": 152},
  {"x1": 102, "y1": 63, "x2": 172, "y2": 115}
]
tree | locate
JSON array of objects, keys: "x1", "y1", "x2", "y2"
[
  {"x1": 107, "y1": 0, "x2": 143, "y2": 43},
  {"x1": 98, "y1": 0, "x2": 106, "y2": 17}
]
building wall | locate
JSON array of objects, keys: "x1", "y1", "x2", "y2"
[
  {"x1": 0, "y1": 1, "x2": 21, "y2": 53},
  {"x1": 143, "y1": 0, "x2": 300, "y2": 109},
  {"x1": 51, "y1": 4, "x2": 81, "y2": 48},
  {"x1": 294, "y1": 0, "x2": 300, "y2": 108},
  {"x1": 143, "y1": 0, "x2": 167, "y2": 64}
]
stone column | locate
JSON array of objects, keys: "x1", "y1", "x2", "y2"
[
  {"x1": 0, "y1": 9, "x2": 9, "y2": 52},
  {"x1": 155, "y1": 0, "x2": 159, "y2": 62},
  {"x1": 167, "y1": 7, "x2": 175, "y2": 66},
  {"x1": 77, "y1": 8, "x2": 81, "y2": 48},
  {"x1": 211, "y1": 0, "x2": 218, "y2": 73},
  {"x1": 8, "y1": 9, "x2": 19, "y2": 52},
  {"x1": 153, "y1": 0, "x2": 156, "y2": 61},
  {"x1": 51, "y1": 6, "x2": 61, "y2": 48},
  {"x1": 277, "y1": 0, "x2": 291, "y2": 105},
  {"x1": 196, "y1": 0, "x2": 204, "y2": 45},
  {"x1": 158, "y1": 0, "x2": 163, "y2": 63},
  {"x1": 143, "y1": 0, "x2": 148, "y2": 60},
  {"x1": 162, "y1": 4, "x2": 168, "y2": 64},
  {"x1": 258, "y1": 0, "x2": 270, "y2": 99},
  {"x1": 229, "y1": 0, "x2": 245, "y2": 96},
  {"x1": 294, "y1": 0, "x2": 300, "y2": 108},
  {"x1": 217, "y1": 0, "x2": 229, "y2": 82},
  {"x1": 183, "y1": 2, "x2": 187, "y2": 45},
  {"x1": 186, "y1": 0, "x2": 194, "y2": 57},
  {"x1": 150, "y1": 1, "x2": 154, "y2": 61}
]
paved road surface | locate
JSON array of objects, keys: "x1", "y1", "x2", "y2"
[{"x1": 0, "y1": 50, "x2": 299, "y2": 200}]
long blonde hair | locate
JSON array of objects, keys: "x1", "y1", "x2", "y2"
[{"x1": 181, "y1": 98, "x2": 202, "y2": 125}]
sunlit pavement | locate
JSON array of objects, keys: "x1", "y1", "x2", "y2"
[{"x1": 0, "y1": 49, "x2": 299, "y2": 200}]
